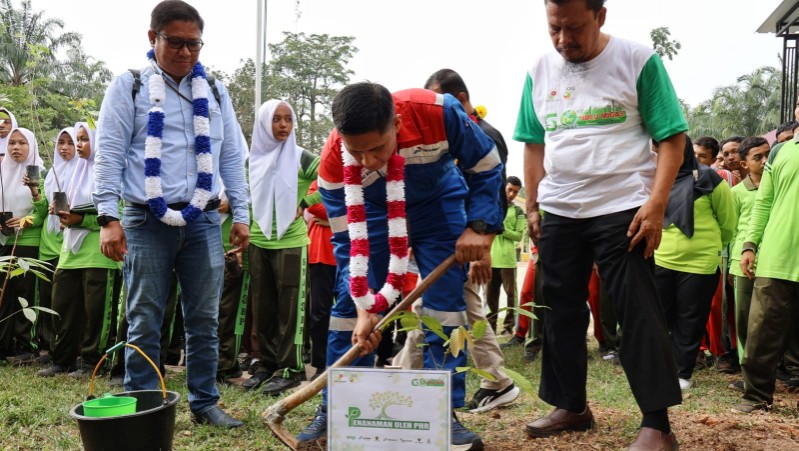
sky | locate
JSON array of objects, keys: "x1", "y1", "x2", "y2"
[{"x1": 28, "y1": 0, "x2": 787, "y2": 180}]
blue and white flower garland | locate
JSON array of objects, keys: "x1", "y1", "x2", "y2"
[{"x1": 144, "y1": 49, "x2": 213, "y2": 226}]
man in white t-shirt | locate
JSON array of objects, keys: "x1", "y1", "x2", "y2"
[{"x1": 514, "y1": 1, "x2": 686, "y2": 449}]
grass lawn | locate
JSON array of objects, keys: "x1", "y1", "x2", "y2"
[{"x1": 1, "y1": 339, "x2": 798, "y2": 450}]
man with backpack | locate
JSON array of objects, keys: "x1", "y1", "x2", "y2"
[{"x1": 92, "y1": 0, "x2": 249, "y2": 428}]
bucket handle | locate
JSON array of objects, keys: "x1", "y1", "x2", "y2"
[{"x1": 88, "y1": 341, "x2": 168, "y2": 401}]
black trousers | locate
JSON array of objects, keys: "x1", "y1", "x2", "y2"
[
  {"x1": 217, "y1": 259, "x2": 247, "y2": 373},
  {"x1": 538, "y1": 209, "x2": 681, "y2": 413},
  {"x1": 37, "y1": 257, "x2": 59, "y2": 352},
  {"x1": 248, "y1": 245, "x2": 306, "y2": 377},
  {"x1": 655, "y1": 266, "x2": 719, "y2": 379},
  {"x1": 0, "y1": 245, "x2": 39, "y2": 357},
  {"x1": 308, "y1": 263, "x2": 335, "y2": 369},
  {"x1": 51, "y1": 268, "x2": 121, "y2": 366}
]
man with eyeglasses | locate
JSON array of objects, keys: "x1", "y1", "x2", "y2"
[
  {"x1": 93, "y1": 0, "x2": 249, "y2": 428},
  {"x1": 0, "y1": 107, "x2": 18, "y2": 161}
]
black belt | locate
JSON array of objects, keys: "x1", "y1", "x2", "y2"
[{"x1": 125, "y1": 198, "x2": 221, "y2": 212}]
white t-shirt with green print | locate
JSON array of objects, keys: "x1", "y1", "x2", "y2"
[{"x1": 514, "y1": 36, "x2": 687, "y2": 219}]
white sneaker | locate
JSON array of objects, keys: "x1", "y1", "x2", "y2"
[{"x1": 678, "y1": 378, "x2": 692, "y2": 390}]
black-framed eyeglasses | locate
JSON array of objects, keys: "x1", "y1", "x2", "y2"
[{"x1": 154, "y1": 31, "x2": 204, "y2": 52}]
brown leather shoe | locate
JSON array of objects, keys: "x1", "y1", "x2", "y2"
[
  {"x1": 627, "y1": 427, "x2": 678, "y2": 451},
  {"x1": 525, "y1": 406, "x2": 594, "y2": 438}
]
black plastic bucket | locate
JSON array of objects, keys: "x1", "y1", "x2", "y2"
[{"x1": 70, "y1": 390, "x2": 181, "y2": 451}]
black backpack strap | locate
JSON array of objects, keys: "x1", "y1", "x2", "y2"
[
  {"x1": 300, "y1": 149, "x2": 317, "y2": 171},
  {"x1": 205, "y1": 75, "x2": 222, "y2": 105},
  {"x1": 129, "y1": 69, "x2": 142, "y2": 100},
  {"x1": 130, "y1": 69, "x2": 222, "y2": 105}
]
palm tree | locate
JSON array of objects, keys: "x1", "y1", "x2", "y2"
[
  {"x1": 0, "y1": 0, "x2": 80, "y2": 86},
  {"x1": 686, "y1": 66, "x2": 782, "y2": 139}
]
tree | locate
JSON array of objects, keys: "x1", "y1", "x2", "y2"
[
  {"x1": 685, "y1": 66, "x2": 781, "y2": 138},
  {"x1": 262, "y1": 32, "x2": 357, "y2": 153},
  {"x1": 0, "y1": 0, "x2": 111, "y2": 167},
  {"x1": 223, "y1": 59, "x2": 256, "y2": 145},
  {"x1": 650, "y1": 27, "x2": 681, "y2": 61},
  {"x1": 0, "y1": 0, "x2": 80, "y2": 86}
]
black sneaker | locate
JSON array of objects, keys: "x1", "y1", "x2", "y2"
[
  {"x1": 296, "y1": 405, "x2": 327, "y2": 442},
  {"x1": 68, "y1": 365, "x2": 97, "y2": 379},
  {"x1": 728, "y1": 380, "x2": 744, "y2": 393},
  {"x1": 262, "y1": 373, "x2": 304, "y2": 396},
  {"x1": 452, "y1": 411, "x2": 484, "y2": 450},
  {"x1": 240, "y1": 371, "x2": 272, "y2": 391},
  {"x1": 779, "y1": 375, "x2": 799, "y2": 388},
  {"x1": 34, "y1": 352, "x2": 52, "y2": 366},
  {"x1": 466, "y1": 384, "x2": 521, "y2": 413},
  {"x1": 239, "y1": 355, "x2": 254, "y2": 373},
  {"x1": 8, "y1": 351, "x2": 37, "y2": 366},
  {"x1": 36, "y1": 364, "x2": 76, "y2": 377},
  {"x1": 500, "y1": 335, "x2": 525, "y2": 349},
  {"x1": 217, "y1": 363, "x2": 243, "y2": 384},
  {"x1": 524, "y1": 345, "x2": 541, "y2": 363}
]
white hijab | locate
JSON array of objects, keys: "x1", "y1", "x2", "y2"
[
  {"x1": 249, "y1": 100, "x2": 301, "y2": 240},
  {"x1": 0, "y1": 127, "x2": 43, "y2": 245},
  {"x1": 0, "y1": 108, "x2": 18, "y2": 157},
  {"x1": 44, "y1": 127, "x2": 80, "y2": 234},
  {"x1": 63, "y1": 122, "x2": 96, "y2": 254}
]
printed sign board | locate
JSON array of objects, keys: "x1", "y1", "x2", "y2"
[{"x1": 328, "y1": 367, "x2": 451, "y2": 450}]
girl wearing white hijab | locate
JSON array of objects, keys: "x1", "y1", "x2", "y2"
[
  {"x1": 37, "y1": 127, "x2": 80, "y2": 354},
  {"x1": 243, "y1": 100, "x2": 320, "y2": 395},
  {"x1": 0, "y1": 127, "x2": 46, "y2": 363},
  {"x1": 36, "y1": 122, "x2": 121, "y2": 378}
]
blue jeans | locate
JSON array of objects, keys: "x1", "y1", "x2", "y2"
[{"x1": 121, "y1": 206, "x2": 224, "y2": 413}]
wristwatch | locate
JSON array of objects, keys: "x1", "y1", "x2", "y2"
[
  {"x1": 96, "y1": 215, "x2": 119, "y2": 227},
  {"x1": 467, "y1": 219, "x2": 488, "y2": 234}
]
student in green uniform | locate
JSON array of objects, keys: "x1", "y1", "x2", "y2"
[
  {"x1": 36, "y1": 123, "x2": 121, "y2": 378},
  {"x1": 726, "y1": 136, "x2": 770, "y2": 392},
  {"x1": 242, "y1": 100, "x2": 320, "y2": 395},
  {"x1": 37, "y1": 127, "x2": 80, "y2": 359},
  {"x1": 486, "y1": 176, "x2": 526, "y2": 336},
  {"x1": 736, "y1": 130, "x2": 799, "y2": 412},
  {"x1": 653, "y1": 137, "x2": 736, "y2": 390},
  {"x1": 0, "y1": 127, "x2": 46, "y2": 364}
]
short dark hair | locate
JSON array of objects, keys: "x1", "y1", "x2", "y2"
[
  {"x1": 545, "y1": 0, "x2": 606, "y2": 14},
  {"x1": 693, "y1": 136, "x2": 720, "y2": 158},
  {"x1": 332, "y1": 82, "x2": 395, "y2": 135},
  {"x1": 151, "y1": 0, "x2": 204, "y2": 33},
  {"x1": 738, "y1": 136, "x2": 769, "y2": 160},
  {"x1": 424, "y1": 69, "x2": 469, "y2": 100},
  {"x1": 777, "y1": 120, "x2": 798, "y2": 137},
  {"x1": 719, "y1": 136, "x2": 744, "y2": 150},
  {"x1": 506, "y1": 176, "x2": 522, "y2": 187}
]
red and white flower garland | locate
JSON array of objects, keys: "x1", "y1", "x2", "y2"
[{"x1": 342, "y1": 146, "x2": 408, "y2": 313}]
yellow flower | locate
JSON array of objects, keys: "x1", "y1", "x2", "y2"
[{"x1": 474, "y1": 105, "x2": 487, "y2": 119}]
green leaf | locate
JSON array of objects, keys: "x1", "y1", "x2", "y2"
[
  {"x1": 469, "y1": 367, "x2": 497, "y2": 382},
  {"x1": 504, "y1": 367, "x2": 535, "y2": 396},
  {"x1": 22, "y1": 308, "x2": 36, "y2": 323},
  {"x1": 455, "y1": 366, "x2": 470, "y2": 374},
  {"x1": 472, "y1": 320, "x2": 487, "y2": 340},
  {"x1": 399, "y1": 313, "x2": 420, "y2": 331},
  {"x1": 516, "y1": 309, "x2": 538, "y2": 320},
  {"x1": 28, "y1": 306, "x2": 60, "y2": 318},
  {"x1": 10, "y1": 268, "x2": 25, "y2": 277},
  {"x1": 17, "y1": 297, "x2": 28, "y2": 308},
  {"x1": 419, "y1": 315, "x2": 447, "y2": 341}
]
